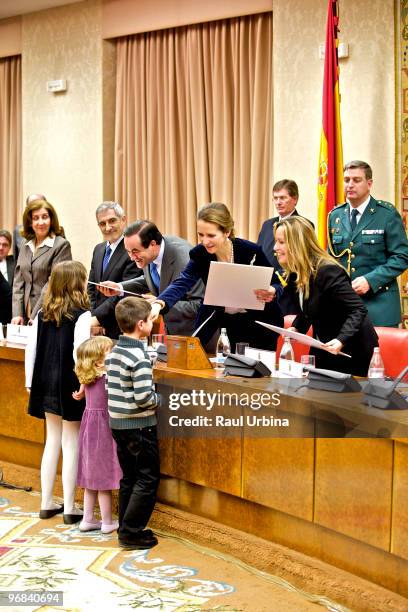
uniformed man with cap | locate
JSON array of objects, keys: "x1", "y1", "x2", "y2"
[{"x1": 327, "y1": 160, "x2": 408, "y2": 327}]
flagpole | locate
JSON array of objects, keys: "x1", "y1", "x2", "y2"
[{"x1": 317, "y1": 0, "x2": 344, "y2": 248}]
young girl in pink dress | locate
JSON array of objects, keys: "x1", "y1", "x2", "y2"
[{"x1": 73, "y1": 336, "x2": 122, "y2": 533}]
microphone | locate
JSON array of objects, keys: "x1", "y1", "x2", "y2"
[{"x1": 363, "y1": 365, "x2": 408, "y2": 410}]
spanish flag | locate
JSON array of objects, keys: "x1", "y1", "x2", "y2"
[{"x1": 317, "y1": 0, "x2": 344, "y2": 247}]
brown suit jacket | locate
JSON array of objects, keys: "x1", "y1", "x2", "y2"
[{"x1": 12, "y1": 235, "x2": 72, "y2": 320}]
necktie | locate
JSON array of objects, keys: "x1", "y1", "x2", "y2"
[
  {"x1": 150, "y1": 262, "x2": 160, "y2": 291},
  {"x1": 102, "y1": 245, "x2": 112, "y2": 273},
  {"x1": 350, "y1": 208, "x2": 359, "y2": 231}
]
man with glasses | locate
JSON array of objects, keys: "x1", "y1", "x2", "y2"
[{"x1": 88, "y1": 202, "x2": 142, "y2": 338}]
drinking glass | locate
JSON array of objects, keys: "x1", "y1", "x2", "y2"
[
  {"x1": 301, "y1": 354, "x2": 315, "y2": 369},
  {"x1": 236, "y1": 342, "x2": 249, "y2": 355},
  {"x1": 151, "y1": 333, "x2": 164, "y2": 349}
]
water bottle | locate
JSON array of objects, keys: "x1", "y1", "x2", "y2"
[
  {"x1": 216, "y1": 328, "x2": 231, "y2": 368},
  {"x1": 279, "y1": 337, "x2": 295, "y2": 361},
  {"x1": 368, "y1": 347, "x2": 385, "y2": 378}
]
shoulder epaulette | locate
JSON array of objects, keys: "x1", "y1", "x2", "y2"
[
  {"x1": 329, "y1": 203, "x2": 346, "y2": 214},
  {"x1": 376, "y1": 200, "x2": 394, "y2": 210}
]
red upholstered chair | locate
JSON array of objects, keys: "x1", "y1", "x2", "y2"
[
  {"x1": 152, "y1": 315, "x2": 166, "y2": 339},
  {"x1": 374, "y1": 326, "x2": 408, "y2": 378},
  {"x1": 276, "y1": 314, "x2": 312, "y2": 362}
]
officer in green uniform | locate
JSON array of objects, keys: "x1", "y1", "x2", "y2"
[{"x1": 327, "y1": 160, "x2": 408, "y2": 327}]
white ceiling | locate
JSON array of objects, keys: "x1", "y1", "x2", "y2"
[{"x1": 0, "y1": 0, "x2": 84, "y2": 20}]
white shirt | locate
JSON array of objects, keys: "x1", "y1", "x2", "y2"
[
  {"x1": 279, "y1": 209, "x2": 297, "y2": 221},
  {"x1": 106, "y1": 234, "x2": 123, "y2": 254},
  {"x1": 0, "y1": 259, "x2": 7, "y2": 281},
  {"x1": 152, "y1": 239, "x2": 165, "y2": 275},
  {"x1": 26, "y1": 235, "x2": 55, "y2": 253},
  {"x1": 347, "y1": 195, "x2": 371, "y2": 225}
]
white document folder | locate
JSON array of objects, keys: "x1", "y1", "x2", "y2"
[
  {"x1": 256, "y1": 321, "x2": 351, "y2": 358},
  {"x1": 204, "y1": 261, "x2": 274, "y2": 311}
]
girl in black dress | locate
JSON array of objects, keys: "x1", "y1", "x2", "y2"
[{"x1": 25, "y1": 261, "x2": 91, "y2": 523}]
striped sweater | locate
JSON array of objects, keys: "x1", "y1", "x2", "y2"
[{"x1": 106, "y1": 335, "x2": 160, "y2": 429}]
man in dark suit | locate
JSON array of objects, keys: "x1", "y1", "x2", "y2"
[
  {"x1": 0, "y1": 230, "x2": 15, "y2": 323},
  {"x1": 97, "y1": 220, "x2": 203, "y2": 336},
  {"x1": 88, "y1": 202, "x2": 142, "y2": 339},
  {"x1": 257, "y1": 179, "x2": 313, "y2": 315}
]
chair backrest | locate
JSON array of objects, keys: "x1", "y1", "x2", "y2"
[
  {"x1": 276, "y1": 314, "x2": 312, "y2": 362},
  {"x1": 374, "y1": 326, "x2": 408, "y2": 378}
]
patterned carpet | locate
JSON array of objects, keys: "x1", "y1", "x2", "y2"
[{"x1": 0, "y1": 488, "x2": 350, "y2": 611}]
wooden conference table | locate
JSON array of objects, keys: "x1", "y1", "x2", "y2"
[{"x1": 1, "y1": 343, "x2": 408, "y2": 596}]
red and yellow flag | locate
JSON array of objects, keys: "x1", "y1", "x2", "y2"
[{"x1": 317, "y1": 0, "x2": 344, "y2": 247}]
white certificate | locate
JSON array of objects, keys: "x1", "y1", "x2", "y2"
[
  {"x1": 204, "y1": 261, "x2": 273, "y2": 311},
  {"x1": 6, "y1": 324, "x2": 33, "y2": 346},
  {"x1": 255, "y1": 321, "x2": 351, "y2": 357}
]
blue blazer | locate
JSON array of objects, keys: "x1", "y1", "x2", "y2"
[{"x1": 158, "y1": 238, "x2": 283, "y2": 347}]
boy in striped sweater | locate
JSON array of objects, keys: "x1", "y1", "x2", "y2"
[{"x1": 106, "y1": 297, "x2": 160, "y2": 550}]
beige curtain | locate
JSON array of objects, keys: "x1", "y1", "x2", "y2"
[
  {"x1": 0, "y1": 55, "x2": 21, "y2": 232},
  {"x1": 115, "y1": 13, "x2": 272, "y2": 243}
]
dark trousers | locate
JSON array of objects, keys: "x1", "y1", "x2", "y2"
[{"x1": 112, "y1": 426, "x2": 160, "y2": 540}]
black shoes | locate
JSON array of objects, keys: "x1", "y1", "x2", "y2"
[
  {"x1": 63, "y1": 513, "x2": 83, "y2": 525},
  {"x1": 39, "y1": 505, "x2": 64, "y2": 519},
  {"x1": 118, "y1": 530, "x2": 158, "y2": 550},
  {"x1": 39, "y1": 507, "x2": 83, "y2": 525}
]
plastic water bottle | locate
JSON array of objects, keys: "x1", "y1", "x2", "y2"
[
  {"x1": 368, "y1": 347, "x2": 385, "y2": 378},
  {"x1": 216, "y1": 328, "x2": 231, "y2": 368},
  {"x1": 279, "y1": 337, "x2": 295, "y2": 361}
]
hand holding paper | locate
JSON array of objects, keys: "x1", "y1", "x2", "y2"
[
  {"x1": 322, "y1": 338, "x2": 344, "y2": 355},
  {"x1": 256, "y1": 321, "x2": 351, "y2": 358},
  {"x1": 254, "y1": 286, "x2": 277, "y2": 303},
  {"x1": 89, "y1": 280, "x2": 144, "y2": 298}
]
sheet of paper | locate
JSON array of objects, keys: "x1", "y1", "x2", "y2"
[
  {"x1": 6, "y1": 324, "x2": 33, "y2": 346},
  {"x1": 204, "y1": 262, "x2": 273, "y2": 311},
  {"x1": 192, "y1": 310, "x2": 216, "y2": 337},
  {"x1": 255, "y1": 321, "x2": 351, "y2": 358},
  {"x1": 87, "y1": 280, "x2": 144, "y2": 297}
]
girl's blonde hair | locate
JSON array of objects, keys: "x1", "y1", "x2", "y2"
[
  {"x1": 42, "y1": 261, "x2": 90, "y2": 326},
  {"x1": 75, "y1": 336, "x2": 113, "y2": 385},
  {"x1": 275, "y1": 216, "x2": 341, "y2": 299}
]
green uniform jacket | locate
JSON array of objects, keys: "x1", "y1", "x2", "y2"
[{"x1": 327, "y1": 196, "x2": 408, "y2": 327}]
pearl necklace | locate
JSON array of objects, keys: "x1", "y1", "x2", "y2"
[{"x1": 229, "y1": 240, "x2": 234, "y2": 263}]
